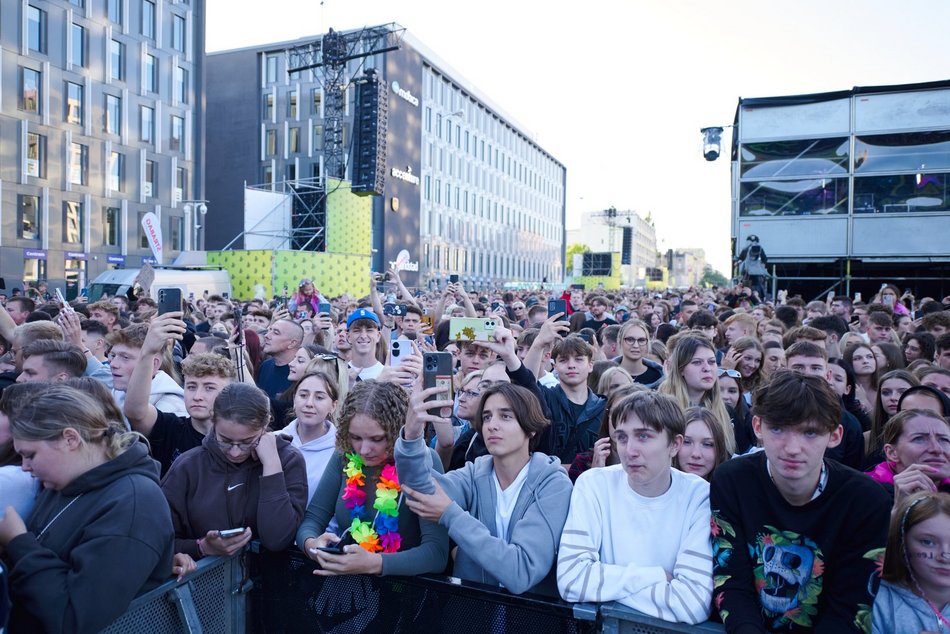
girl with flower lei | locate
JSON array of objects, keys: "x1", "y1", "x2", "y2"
[{"x1": 296, "y1": 380, "x2": 448, "y2": 577}]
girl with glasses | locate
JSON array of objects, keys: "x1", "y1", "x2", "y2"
[{"x1": 161, "y1": 383, "x2": 308, "y2": 560}]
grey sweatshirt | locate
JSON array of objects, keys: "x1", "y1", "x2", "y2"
[
  {"x1": 395, "y1": 434, "x2": 573, "y2": 595},
  {"x1": 872, "y1": 579, "x2": 950, "y2": 634}
]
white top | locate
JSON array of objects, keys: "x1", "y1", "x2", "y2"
[
  {"x1": 492, "y1": 461, "x2": 531, "y2": 543},
  {"x1": 557, "y1": 465, "x2": 713, "y2": 625},
  {"x1": 351, "y1": 361, "x2": 384, "y2": 381},
  {"x1": 0, "y1": 465, "x2": 40, "y2": 519},
  {"x1": 278, "y1": 419, "x2": 338, "y2": 504},
  {"x1": 539, "y1": 372, "x2": 559, "y2": 388}
]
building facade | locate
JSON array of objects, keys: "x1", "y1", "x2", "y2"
[
  {"x1": 566, "y1": 209, "x2": 657, "y2": 287},
  {"x1": 0, "y1": 0, "x2": 205, "y2": 297},
  {"x1": 205, "y1": 26, "x2": 566, "y2": 290},
  {"x1": 666, "y1": 247, "x2": 705, "y2": 288}
]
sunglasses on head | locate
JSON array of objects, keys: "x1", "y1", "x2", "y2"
[{"x1": 716, "y1": 368, "x2": 741, "y2": 379}]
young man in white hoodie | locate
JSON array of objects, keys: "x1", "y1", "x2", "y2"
[{"x1": 108, "y1": 322, "x2": 187, "y2": 423}]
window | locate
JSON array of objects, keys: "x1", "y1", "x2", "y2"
[
  {"x1": 108, "y1": 0, "x2": 122, "y2": 24},
  {"x1": 144, "y1": 54, "x2": 157, "y2": 92},
  {"x1": 289, "y1": 127, "x2": 300, "y2": 153},
  {"x1": 140, "y1": 105, "x2": 154, "y2": 142},
  {"x1": 104, "y1": 206, "x2": 121, "y2": 246},
  {"x1": 288, "y1": 90, "x2": 297, "y2": 118},
  {"x1": 311, "y1": 162, "x2": 321, "y2": 180},
  {"x1": 144, "y1": 160, "x2": 156, "y2": 197},
  {"x1": 262, "y1": 165, "x2": 273, "y2": 186},
  {"x1": 313, "y1": 125, "x2": 323, "y2": 150},
  {"x1": 263, "y1": 94, "x2": 273, "y2": 119},
  {"x1": 18, "y1": 195, "x2": 40, "y2": 240},
  {"x1": 854, "y1": 173, "x2": 950, "y2": 214},
  {"x1": 63, "y1": 201, "x2": 84, "y2": 243},
  {"x1": 312, "y1": 89, "x2": 322, "y2": 115},
  {"x1": 286, "y1": 163, "x2": 296, "y2": 181},
  {"x1": 142, "y1": 0, "x2": 155, "y2": 39},
  {"x1": 740, "y1": 138, "x2": 849, "y2": 178},
  {"x1": 174, "y1": 66, "x2": 188, "y2": 103},
  {"x1": 169, "y1": 215, "x2": 184, "y2": 250},
  {"x1": 20, "y1": 67, "x2": 40, "y2": 113},
  {"x1": 69, "y1": 143, "x2": 88, "y2": 185},
  {"x1": 105, "y1": 94, "x2": 121, "y2": 134},
  {"x1": 171, "y1": 14, "x2": 185, "y2": 52},
  {"x1": 109, "y1": 151, "x2": 124, "y2": 191},
  {"x1": 854, "y1": 131, "x2": 950, "y2": 174},
  {"x1": 266, "y1": 129, "x2": 277, "y2": 156},
  {"x1": 110, "y1": 40, "x2": 125, "y2": 81},
  {"x1": 176, "y1": 167, "x2": 187, "y2": 202},
  {"x1": 170, "y1": 115, "x2": 184, "y2": 151},
  {"x1": 138, "y1": 212, "x2": 150, "y2": 248},
  {"x1": 266, "y1": 55, "x2": 277, "y2": 83},
  {"x1": 739, "y1": 179, "x2": 847, "y2": 217},
  {"x1": 26, "y1": 133, "x2": 45, "y2": 178},
  {"x1": 66, "y1": 81, "x2": 83, "y2": 124},
  {"x1": 70, "y1": 0, "x2": 84, "y2": 7},
  {"x1": 71, "y1": 24, "x2": 86, "y2": 67},
  {"x1": 27, "y1": 6, "x2": 46, "y2": 53}
]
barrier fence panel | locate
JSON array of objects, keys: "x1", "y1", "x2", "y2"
[
  {"x1": 99, "y1": 554, "x2": 247, "y2": 634},
  {"x1": 600, "y1": 603, "x2": 725, "y2": 634},
  {"x1": 246, "y1": 548, "x2": 599, "y2": 634}
]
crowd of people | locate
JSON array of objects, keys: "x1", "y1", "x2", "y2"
[{"x1": 1, "y1": 271, "x2": 950, "y2": 633}]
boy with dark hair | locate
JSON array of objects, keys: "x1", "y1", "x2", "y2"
[
  {"x1": 809, "y1": 315, "x2": 848, "y2": 361},
  {"x1": 581, "y1": 296, "x2": 617, "y2": 332},
  {"x1": 711, "y1": 372, "x2": 890, "y2": 633},
  {"x1": 558, "y1": 390, "x2": 712, "y2": 623},
  {"x1": 478, "y1": 319, "x2": 605, "y2": 465},
  {"x1": 515, "y1": 328, "x2": 557, "y2": 387},
  {"x1": 935, "y1": 332, "x2": 950, "y2": 370},
  {"x1": 17, "y1": 340, "x2": 87, "y2": 382},
  {"x1": 867, "y1": 312, "x2": 894, "y2": 345}
]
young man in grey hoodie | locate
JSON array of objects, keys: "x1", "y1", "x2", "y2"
[{"x1": 396, "y1": 375, "x2": 572, "y2": 596}]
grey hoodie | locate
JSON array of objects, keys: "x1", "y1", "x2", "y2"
[
  {"x1": 395, "y1": 434, "x2": 573, "y2": 595},
  {"x1": 872, "y1": 579, "x2": 950, "y2": 634}
]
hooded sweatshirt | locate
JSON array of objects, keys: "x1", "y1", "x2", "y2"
[
  {"x1": 4, "y1": 442, "x2": 174, "y2": 634},
  {"x1": 872, "y1": 579, "x2": 950, "y2": 634},
  {"x1": 278, "y1": 419, "x2": 338, "y2": 504},
  {"x1": 112, "y1": 369, "x2": 187, "y2": 423},
  {"x1": 161, "y1": 432, "x2": 308, "y2": 558},
  {"x1": 395, "y1": 434, "x2": 573, "y2": 595}
]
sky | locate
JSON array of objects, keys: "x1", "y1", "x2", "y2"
[{"x1": 207, "y1": 0, "x2": 950, "y2": 274}]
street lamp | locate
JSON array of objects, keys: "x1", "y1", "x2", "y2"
[{"x1": 181, "y1": 200, "x2": 209, "y2": 250}]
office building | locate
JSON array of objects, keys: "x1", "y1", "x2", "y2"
[
  {"x1": 567, "y1": 209, "x2": 657, "y2": 287},
  {"x1": 205, "y1": 25, "x2": 566, "y2": 289},
  {"x1": 0, "y1": 0, "x2": 205, "y2": 297}
]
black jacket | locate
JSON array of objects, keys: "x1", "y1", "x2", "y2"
[
  {"x1": 507, "y1": 363, "x2": 606, "y2": 463},
  {"x1": 5, "y1": 442, "x2": 174, "y2": 634}
]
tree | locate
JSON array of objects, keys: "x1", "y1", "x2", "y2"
[
  {"x1": 701, "y1": 264, "x2": 729, "y2": 287},
  {"x1": 566, "y1": 243, "x2": 591, "y2": 262}
]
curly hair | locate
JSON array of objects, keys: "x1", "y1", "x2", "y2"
[
  {"x1": 334, "y1": 380, "x2": 408, "y2": 457},
  {"x1": 181, "y1": 352, "x2": 236, "y2": 380}
]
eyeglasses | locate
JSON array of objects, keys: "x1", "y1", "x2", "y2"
[
  {"x1": 716, "y1": 368, "x2": 741, "y2": 379},
  {"x1": 213, "y1": 433, "x2": 262, "y2": 453},
  {"x1": 623, "y1": 337, "x2": 648, "y2": 347},
  {"x1": 459, "y1": 389, "x2": 481, "y2": 399}
]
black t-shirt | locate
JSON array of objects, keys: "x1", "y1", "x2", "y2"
[
  {"x1": 631, "y1": 365, "x2": 662, "y2": 386},
  {"x1": 581, "y1": 316, "x2": 617, "y2": 332},
  {"x1": 565, "y1": 398, "x2": 586, "y2": 424},
  {"x1": 149, "y1": 410, "x2": 205, "y2": 476},
  {"x1": 256, "y1": 358, "x2": 291, "y2": 400}
]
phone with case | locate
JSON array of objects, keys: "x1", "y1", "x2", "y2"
[
  {"x1": 389, "y1": 339, "x2": 414, "y2": 367},
  {"x1": 423, "y1": 352, "x2": 454, "y2": 417},
  {"x1": 449, "y1": 318, "x2": 496, "y2": 342},
  {"x1": 158, "y1": 288, "x2": 182, "y2": 315}
]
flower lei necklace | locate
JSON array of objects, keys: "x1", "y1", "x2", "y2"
[{"x1": 341, "y1": 452, "x2": 401, "y2": 553}]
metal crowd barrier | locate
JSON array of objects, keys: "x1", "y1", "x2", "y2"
[
  {"x1": 99, "y1": 554, "x2": 248, "y2": 634},
  {"x1": 94, "y1": 546, "x2": 726, "y2": 634}
]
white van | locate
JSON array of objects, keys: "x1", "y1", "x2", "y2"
[{"x1": 88, "y1": 268, "x2": 231, "y2": 303}]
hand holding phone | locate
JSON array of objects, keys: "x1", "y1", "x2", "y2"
[
  {"x1": 55, "y1": 288, "x2": 75, "y2": 313},
  {"x1": 314, "y1": 530, "x2": 356, "y2": 554},
  {"x1": 218, "y1": 528, "x2": 245, "y2": 539}
]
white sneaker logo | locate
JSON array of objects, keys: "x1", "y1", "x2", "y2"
[{"x1": 227, "y1": 483, "x2": 244, "y2": 492}]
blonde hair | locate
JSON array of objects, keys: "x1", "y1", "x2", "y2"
[
  {"x1": 658, "y1": 334, "x2": 736, "y2": 453},
  {"x1": 11, "y1": 384, "x2": 139, "y2": 459}
]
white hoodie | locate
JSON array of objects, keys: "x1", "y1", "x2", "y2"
[
  {"x1": 279, "y1": 419, "x2": 337, "y2": 504},
  {"x1": 113, "y1": 370, "x2": 187, "y2": 428}
]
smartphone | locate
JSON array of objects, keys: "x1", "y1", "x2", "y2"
[
  {"x1": 218, "y1": 528, "x2": 245, "y2": 539},
  {"x1": 318, "y1": 302, "x2": 331, "y2": 315},
  {"x1": 317, "y1": 531, "x2": 357, "y2": 554},
  {"x1": 490, "y1": 301, "x2": 501, "y2": 312},
  {"x1": 296, "y1": 310, "x2": 309, "y2": 320},
  {"x1": 389, "y1": 339, "x2": 412, "y2": 368},
  {"x1": 420, "y1": 314, "x2": 434, "y2": 332},
  {"x1": 384, "y1": 303, "x2": 408, "y2": 317},
  {"x1": 158, "y1": 288, "x2": 182, "y2": 315},
  {"x1": 423, "y1": 352, "x2": 454, "y2": 417},
  {"x1": 449, "y1": 318, "x2": 496, "y2": 342},
  {"x1": 548, "y1": 299, "x2": 567, "y2": 320},
  {"x1": 854, "y1": 292, "x2": 863, "y2": 303},
  {"x1": 449, "y1": 274, "x2": 459, "y2": 284}
]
